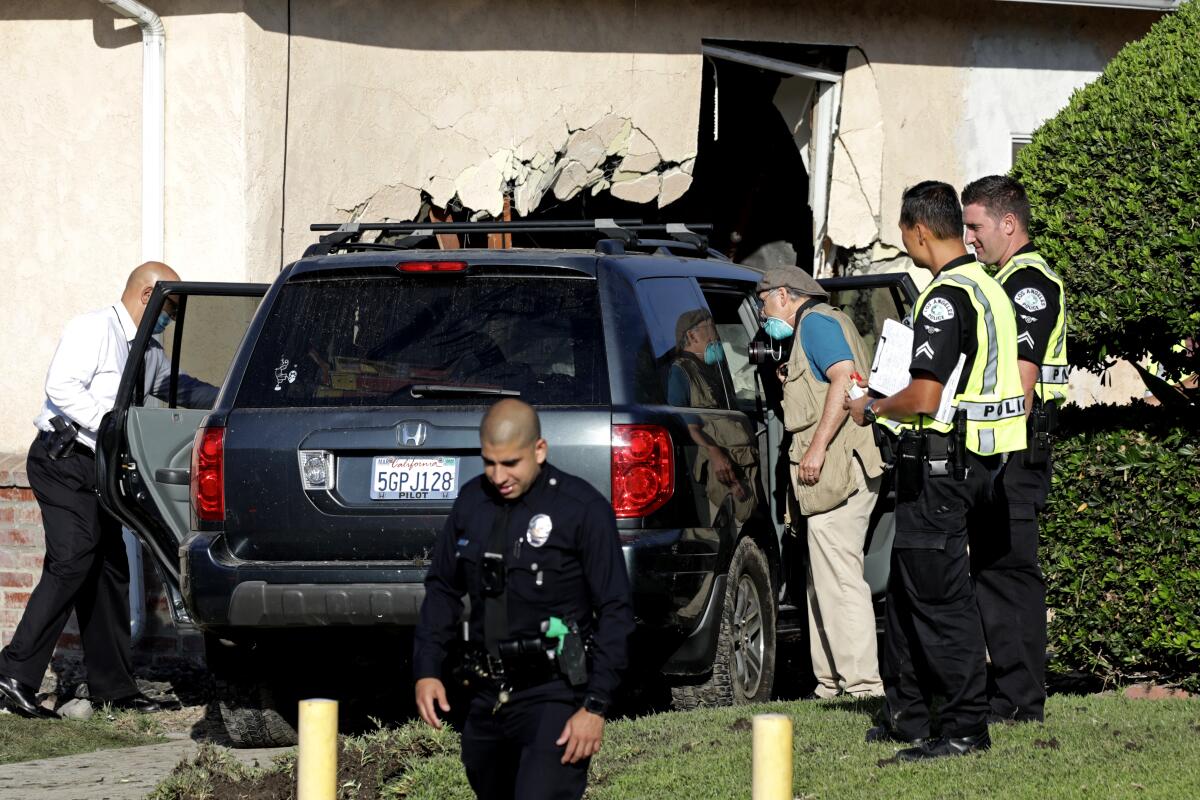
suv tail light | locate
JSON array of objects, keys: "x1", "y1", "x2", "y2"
[
  {"x1": 191, "y1": 426, "x2": 225, "y2": 522},
  {"x1": 397, "y1": 261, "x2": 468, "y2": 273},
  {"x1": 611, "y1": 425, "x2": 674, "y2": 518}
]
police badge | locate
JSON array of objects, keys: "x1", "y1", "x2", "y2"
[{"x1": 526, "y1": 514, "x2": 553, "y2": 547}]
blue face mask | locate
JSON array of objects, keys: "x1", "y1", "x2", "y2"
[
  {"x1": 763, "y1": 316, "x2": 794, "y2": 341},
  {"x1": 704, "y1": 341, "x2": 725, "y2": 365},
  {"x1": 153, "y1": 312, "x2": 172, "y2": 335}
]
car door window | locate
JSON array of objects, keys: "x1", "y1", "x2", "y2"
[
  {"x1": 699, "y1": 287, "x2": 759, "y2": 413},
  {"x1": 636, "y1": 277, "x2": 736, "y2": 411},
  {"x1": 825, "y1": 281, "x2": 914, "y2": 352},
  {"x1": 140, "y1": 294, "x2": 261, "y2": 409}
]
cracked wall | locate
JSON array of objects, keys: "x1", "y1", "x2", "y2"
[
  {"x1": 343, "y1": 113, "x2": 696, "y2": 224},
  {"x1": 828, "y1": 49, "x2": 883, "y2": 252},
  {"x1": 282, "y1": 27, "x2": 701, "y2": 257}
]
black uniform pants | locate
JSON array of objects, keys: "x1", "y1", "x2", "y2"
[
  {"x1": 461, "y1": 682, "x2": 589, "y2": 800},
  {"x1": 0, "y1": 438, "x2": 137, "y2": 700},
  {"x1": 881, "y1": 453, "x2": 994, "y2": 740},
  {"x1": 970, "y1": 451, "x2": 1050, "y2": 721}
]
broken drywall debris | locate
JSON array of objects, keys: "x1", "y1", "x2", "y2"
[
  {"x1": 617, "y1": 129, "x2": 661, "y2": 174},
  {"x1": 455, "y1": 159, "x2": 506, "y2": 218},
  {"x1": 611, "y1": 172, "x2": 661, "y2": 204},
  {"x1": 564, "y1": 129, "x2": 606, "y2": 172},
  {"x1": 345, "y1": 111, "x2": 697, "y2": 224},
  {"x1": 658, "y1": 167, "x2": 693, "y2": 209},
  {"x1": 553, "y1": 161, "x2": 592, "y2": 202}
]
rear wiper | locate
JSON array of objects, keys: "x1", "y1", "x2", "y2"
[{"x1": 409, "y1": 384, "x2": 521, "y2": 398}]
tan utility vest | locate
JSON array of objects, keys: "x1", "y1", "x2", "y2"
[{"x1": 781, "y1": 303, "x2": 884, "y2": 515}]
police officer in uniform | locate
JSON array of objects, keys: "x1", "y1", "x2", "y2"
[
  {"x1": 847, "y1": 181, "x2": 1026, "y2": 760},
  {"x1": 414, "y1": 399, "x2": 634, "y2": 800},
  {"x1": 963, "y1": 175, "x2": 1067, "y2": 723}
]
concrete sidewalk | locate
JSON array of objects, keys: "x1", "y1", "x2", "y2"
[{"x1": 0, "y1": 736, "x2": 291, "y2": 800}]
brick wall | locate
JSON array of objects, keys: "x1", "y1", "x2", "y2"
[{"x1": 0, "y1": 451, "x2": 201, "y2": 684}]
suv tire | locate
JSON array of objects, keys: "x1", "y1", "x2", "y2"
[
  {"x1": 217, "y1": 679, "x2": 298, "y2": 748},
  {"x1": 671, "y1": 536, "x2": 777, "y2": 709}
]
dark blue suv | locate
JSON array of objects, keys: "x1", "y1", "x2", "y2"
[{"x1": 98, "y1": 221, "x2": 914, "y2": 746}]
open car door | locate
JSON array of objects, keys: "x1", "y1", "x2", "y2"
[
  {"x1": 818, "y1": 273, "x2": 918, "y2": 597},
  {"x1": 97, "y1": 281, "x2": 268, "y2": 624}
]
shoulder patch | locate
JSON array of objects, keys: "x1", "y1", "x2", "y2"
[
  {"x1": 1013, "y1": 287, "x2": 1047, "y2": 312},
  {"x1": 922, "y1": 297, "x2": 955, "y2": 323},
  {"x1": 923, "y1": 324, "x2": 942, "y2": 334}
]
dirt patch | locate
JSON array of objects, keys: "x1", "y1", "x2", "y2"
[
  {"x1": 1034, "y1": 738, "x2": 1061, "y2": 750},
  {"x1": 1123, "y1": 683, "x2": 1193, "y2": 701},
  {"x1": 153, "y1": 724, "x2": 456, "y2": 800},
  {"x1": 729, "y1": 718, "x2": 751, "y2": 732}
]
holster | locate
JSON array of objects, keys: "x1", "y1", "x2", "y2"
[
  {"x1": 1023, "y1": 400, "x2": 1056, "y2": 469},
  {"x1": 45, "y1": 416, "x2": 79, "y2": 461},
  {"x1": 874, "y1": 425, "x2": 897, "y2": 466}
]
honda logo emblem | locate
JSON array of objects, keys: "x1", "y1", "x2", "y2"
[{"x1": 398, "y1": 421, "x2": 428, "y2": 447}]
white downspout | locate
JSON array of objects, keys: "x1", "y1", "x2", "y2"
[
  {"x1": 98, "y1": 0, "x2": 166, "y2": 647},
  {"x1": 99, "y1": 0, "x2": 165, "y2": 261}
]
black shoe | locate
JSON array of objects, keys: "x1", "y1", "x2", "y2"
[
  {"x1": 0, "y1": 674, "x2": 59, "y2": 719},
  {"x1": 897, "y1": 731, "x2": 992, "y2": 761},
  {"x1": 865, "y1": 724, "x2": 923, "y2": 745},
  {"x1": 103, "y1": 693, "x2": 170, "y2": 713}
]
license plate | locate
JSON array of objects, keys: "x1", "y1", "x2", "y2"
[{"x1": 370, "y1": 455, "x2": 459, "y2": 501}]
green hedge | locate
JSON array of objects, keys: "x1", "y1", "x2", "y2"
[
  {"x1": 1011, "y1": 1, "x2": 1200, "y2": 377},
  {"x1": 1044, "y1": 403, "x2": 1200, "y2": 689}
]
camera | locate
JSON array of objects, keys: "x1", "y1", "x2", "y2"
[{"x1": 748, "y1": 338, "x2": 791, "y2": 365}]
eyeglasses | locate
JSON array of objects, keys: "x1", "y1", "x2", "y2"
[{"x1": 754, "y1": 290, "x2": 779, "y2": 312}]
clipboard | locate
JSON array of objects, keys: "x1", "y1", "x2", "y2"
[{"x1": 868, "y1": 318, "x2": 964, "y2": 423}]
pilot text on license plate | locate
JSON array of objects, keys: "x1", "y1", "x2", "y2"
[{"x1": 370, "y1": 455, "x2": 459, "y2": 500}]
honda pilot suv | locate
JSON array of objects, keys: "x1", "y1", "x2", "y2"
[{"x1": 98, "y1": 220, "x2": 915, "y2": 746}]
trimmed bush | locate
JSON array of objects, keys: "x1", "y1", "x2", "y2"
[
  {"x1": 1011, "y1": 1, "x2": 1200, "y2": 378},
  {"x1": 1044, "y1": 403, "x2": 1200, "y2": 690}
]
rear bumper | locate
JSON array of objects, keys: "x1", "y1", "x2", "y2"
[
  {"x1": 181, "y1": 533, "x2": 431, "y2": 627},
  {"x1": 182, "y1": 528, "x2": 727, "y2": 670}
]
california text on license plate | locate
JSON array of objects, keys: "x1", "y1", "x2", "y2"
[{"x1": 370, "y1": 455, "x2": 459, "y2": 500}]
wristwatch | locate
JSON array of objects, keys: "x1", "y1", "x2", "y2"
[
  {"x1": 582, "y1": 694, "x2": 609, "y2": 717},
  {"x1": 863, "y1": 398, "x2": 878, "y2": 424}
]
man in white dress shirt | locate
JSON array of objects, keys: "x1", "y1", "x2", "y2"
[{"x1": 0, "y1": 262, "x2": 216, "y2": 718}]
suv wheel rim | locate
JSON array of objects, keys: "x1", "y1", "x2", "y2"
[{"x1": 731, "y1": 573, "x2": 764, "y2": 697}]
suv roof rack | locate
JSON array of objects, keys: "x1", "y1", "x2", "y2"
[{"x1": 303, "y1": 219, "x2": 719, "y2": 259}]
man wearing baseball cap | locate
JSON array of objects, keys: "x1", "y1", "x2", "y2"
[{"x1": 756, "y1": 265, "x2": 884, "y2": 699}]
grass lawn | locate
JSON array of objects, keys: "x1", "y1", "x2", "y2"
[
  {"x1": 0, "y1": 708, "x2": 164, "y2": 764},
  {"x1": 152, "y1": 693, "x2": 1200, "y2": 800}
]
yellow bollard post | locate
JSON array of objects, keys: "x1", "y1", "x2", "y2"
[
  {"x1": 297, "y1": 698, "x2": 338, "y2": 800},
  {"x1": 751, "y1": 713, "x2": 793, "y2": 800}
]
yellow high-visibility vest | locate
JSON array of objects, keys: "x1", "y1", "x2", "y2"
[
  {"x1": 996, "y1": 251, "x2": 1069, "y2": 404},
  {"x1": 876, "y1": 260, "x2": 1028, "y2": 456}
]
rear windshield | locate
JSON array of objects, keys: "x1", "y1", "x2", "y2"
[{"x1": 236, "y1": 273, "x2": 608, "y2": 407}]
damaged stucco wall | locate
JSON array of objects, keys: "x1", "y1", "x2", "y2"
[
  {"x1": 281, "y1": 15, "x2": 702, "y2": 257},
  {"x1": 827, "y1": 48, "x2": 884, "y2": 251},
  {"x1": 0, "y1": 2, "x2": 278, "y2": 454},
  {"x1": 0, "y1": 0, "x2": 1165, "y2": 452},
  {"x1": 348, "y1": 112, "x2": 695, "y2": 223}
]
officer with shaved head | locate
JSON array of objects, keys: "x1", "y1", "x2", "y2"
[{"x1": 414, "y1": 399, "x2": 634, "y2": 800}]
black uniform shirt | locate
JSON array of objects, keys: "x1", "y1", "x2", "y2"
[
  {"x1": 1000, "y1": 242, "x2": 1061, "y2": 365},
  {"x1": 413, "y1": 462, "x2": 634, "y2": 705},
  {"x1": 910, "y1": 254, "x2": 980, "y2": 395}
]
